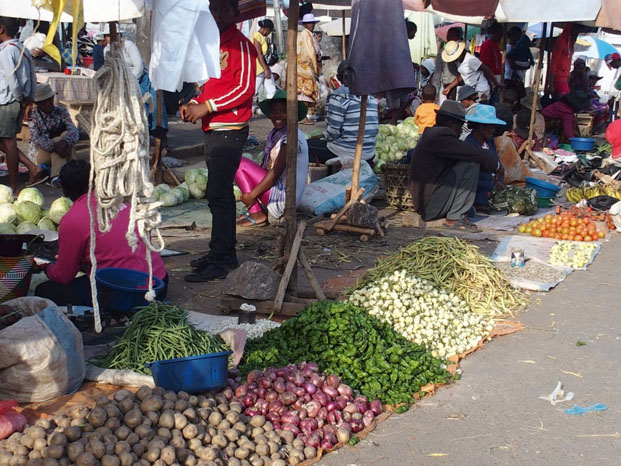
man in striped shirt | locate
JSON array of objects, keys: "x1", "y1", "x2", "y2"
[
  {"x1": 307, "y1": 61, "x2": 379, "y2": 166},
  {"x1": 180, "y1": 0, "x2": 256, "y2": 282}
]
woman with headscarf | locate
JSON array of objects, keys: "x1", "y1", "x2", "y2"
[
  {"x1": 297, "y1": 13, "x2": 321, "y2": 124},
  {"x1": 420, "y1": 58, "x2": 435, "y2": 89}
]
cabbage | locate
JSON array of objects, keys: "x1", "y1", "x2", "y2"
[
  {"x1": 153, "y1": 184, "x2": 171, "y2": 201},
  {"x1": 310, "y1": 129, "x2": 325, "y2": 139},
  {"x1": 38, "y1": 217, "x2": 56, "y2": 231},
  {"x1": 0, "y1": 203, "x2": 17, "y2": 224},
  {"x1": 170, "y1": 188, "x2": 185, "y2": 203},
  {"x1": 15, "y1": 200, "x2": 42, "y2": 224},
  {"x1": 189, "y1": 184, "x2": 205, "y2": 200},
  {"x1": 160, "y1": 192, "x2": 179, "y2": 207},
  {"x1": 373, "y1": 120, "x2": 419, "y2": 166},
  {"x1": 177, "y1": 183, "x2": 190, "y2": 201},
  {"x1": 184, "y1": 169, "x2": 200, "y2": 186},
  {"x1": 233, "y1": 184, "x2": 242, "y2": 199},
  {"x1": 16, "y1": 221, "x2": 38, "y2": 234},
  {"x1": 0, "y1": 185, "x2": 13, "y2": 204},
  {"x1": 0, "y1": 222, "x2": 16, "y2": 234},
  {"x1": 194, "y1": 173, "x2": 207, "y2": 191},
  {"x1": 49, "y1": 197, "x2": 73, "y2": 224},
  {"x1": 198, "y1": 168, "x2": 208, "y2": 177},
  {"x1": 17, "y1": 187, "x2": 44, "y2": 208}
]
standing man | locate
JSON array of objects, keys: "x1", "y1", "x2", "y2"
[
  {"x1": 478, "y1": 22, "x2": 503, "y2": 105},
  {"x1": 432, "y1": 27, "x2": 464, "y2": 102},
  {"x1": 181, "y1": 0, "x2": 256, "y2": 282},
  {"x1": 547, "y1": 23, "x2": 580, "y2": 98},
  {"x1": 605, "y1": 53, "x2": 621, "y2": 121}
]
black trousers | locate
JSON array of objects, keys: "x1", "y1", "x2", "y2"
[
  {"x1": 307, "y1": 138, "x2": 338, "y2": 164},
  {"x1": 204, "y1": 127, "x2": 249, "y2": 261},
  {"x1": 35, "y1": 274, "x2": 169, "y2": 307}
]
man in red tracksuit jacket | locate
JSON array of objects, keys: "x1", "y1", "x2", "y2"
[{"x1": 181, "y1": 0, "x2": 257, "y2": 282}]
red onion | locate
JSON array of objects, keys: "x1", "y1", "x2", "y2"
[
  {"x1": 265, "y1": 412, "x2": 280, "y2": 423},
  {"x1": 304, "y1": 393, "x2": 312, "y2": 403},
  {"x1": 268, "y1": 400, "x2": 283, "y2": 413},
  {"x1": 363, "y1": 411, "x2": 375, "y2": 427},
  {"x1": 337, "y1": 421, "x2": 351, "y2": 432},
  {"x1": 273, "y1": 380, "x2": 285, "y2": 394},
  {"x1": 302, "y1": 366, "x2": 315, "y2": 378},
  {"x1": 327, "y1": 411, "x2": 336, "y2": 424},
  {"x1": 273, "y1": 422, "x2": 281, "y2": 430},
  {"x1": 247, "y1": 370, "x2": 262, "y2": 383},
  {"x1": 275, "y1": 368, "x2": 287, "y2": 377},
  {"x1": 332, "y1": 410, "x2": 343, "y2": 423},
  {"x1": 354, "y1": 395, "x2": 369, "y2": 404},
  {"x1": 335, "y1": 396, "x2": 347, "y2": 410},
  {"x1": 242, "y1": 392, "x2": 257, "y2": 407},
  {"x1": 317, "y1": 407, "x2": 328, "y2": 420},
  {"x1": 322, "y1": 385, "x2": 339, "y2": 399},
  {"x1": 293, "y1": 386, "x2": 306, "y2": 398},
  {"x1": 292, "y1": 399, "x2": 304, "y2": 411},
  {"x1": 370, "y1": 400, "x2": 382, "y2": 415},
  {"x1": 293, "y1": 372, "x2": 306, "y2": 387},
  {"x1": 256, "y1": 387, "x2": 266, "y2": 399},
  {"x1": 343, "y1": 404, "x2": 359, "y2": 414},
  {"x1": 304, "y1": 400, "x2": 321, "y2": 418},
  {"x1": 326, "y1": 401, "x2": 339, "y2": 413},
  {"x1": 222, "y1": 387, "x2": 233, "y2": 400},
  {"x1": 245, "y1": 408, "x2": 259, "y2": 417},
  {"x1": 285, "y1": 382, "x2": 297, "y2": 393},
  {"x1": 282, "y1": 423, "x2": 300, "y2": 435},
  {"x1": 304, "y1": 382, "x2": 317, "y2": 395},
  {"x1": 279, "y1": 391, "x2": 296, "y2": 406},
  {"x1": 326, "y1": 374, "x2": 341, "y2": 389},
  {"x1": 299, "y1": 409, "x2": 307, "y2": 421},
  {"x1": 352, "y1": 412, "x2": 363, "y2": 420},
  {"x1": 317, "y1": 418, "x2": 325, "y2": 428},
  {"x1": 312, "y1": 391, "x2": 328, "y2": 407},
  {"x1": 259, "y1": 377, "x2": 272, "y2": 389},
  {"x1": 265, "y1": 391, "x2": 278, "y2": 402},
  {"x1": 256, "y1": 399, "x2": 269, "y2": 413},
  {"x1": 354, "y1": 400, "x2": 367, "y2": 414},
  {"x1": 306, "y1": 362, "x2": 319, "y2": 372},
  {"x1": 306, "y1": 432, "x2": 321, "y2": 448},
  {"x1": 336, "y1": 384, "x2": 353, "y2": 398},
  {"x1": 266, "y1": 368, "x2": 277, "y2": 380},
  {"x1": 350, "y1": 418, "x2": 364, "y2": 433},
  {"x1": 248, "y1": 382, "x2": 258, "y2": 391},
  {"x1": 281, "y1": 412, "x2": 300, "y2": 426},
  {"x1": 320, "y1": 438, "x2": 334, "y2": 450},
  {"x1": 323, "y1": 428, "x2": 337, "y2": 445},
  {"x1": 300, "y1": 418, "x2": 318, "y2": 435},
  {"x1": 234, "y1": 385, "x2": 248, "y2": 398},
  {"x1": 311, "y1": 374, "x2": 324, "y2": 387},
  {"x1": 343, "y1": 411, "x2": 352, "y2": 422}
]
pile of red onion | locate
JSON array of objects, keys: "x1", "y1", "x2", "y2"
[{"x1": 227, "y1": 363, "x2": 382, "y2": 450}]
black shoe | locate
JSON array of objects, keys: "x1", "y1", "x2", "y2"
[
  {"x1": 184, "y1": 263, "x2": 229, "y2": 282},
  {"x1": 190, "y1": 254, "x2": 239, "y2": 271}
]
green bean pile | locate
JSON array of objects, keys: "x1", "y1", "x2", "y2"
[
  {"x1": 348, "y1": 236, "x2": 528, "y2": 316},
  {"x1": 95, "y1": 302, "x2": 227, "y2": 374}
]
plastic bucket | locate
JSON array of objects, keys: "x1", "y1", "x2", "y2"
[
  {"x1": 148, "y1": 351, "x2": 232, "y2": 393},
  {"x1": 538, "y1": 196, "x2": 554, "y2": 207},
  {"x1": 95, "y1": 267, "x2": 164, "y2": 314},
  {"x1": 569, "y1": 137, "x2": 595, "y2": 152},
  {"x1": 525, "y1": 177, "x2": 560, "y2": 199}
]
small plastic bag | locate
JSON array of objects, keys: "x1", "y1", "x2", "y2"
[{"x1": 0, "y1": 400, "x2": 27, "y2": 440}]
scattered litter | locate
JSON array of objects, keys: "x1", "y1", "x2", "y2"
[
  {"x1": 539, "y1": 381, "x2": 575, "y2": 405},
  {"x1": 561, "y1": 370, "x2": 583, "y2": 378},
  {"x1": 565, "y1": 404, "x2": 608, "y2": 415},
  {"x1": 520, "y1": 360, "x2": 537, "y2": 364},
  {"x1": 427, "y1": 453, "x2": 449, "y2": 457}
]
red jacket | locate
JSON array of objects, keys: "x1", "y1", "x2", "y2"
[{"x1": 195, "y1": 26, "x2": 257, "y2": 132}]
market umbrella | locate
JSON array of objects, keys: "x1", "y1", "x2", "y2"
[
  {"x1": 574, "y1": 35, "x2": 620, "y2": 59},
  {"x1": 0, "y1": 3, "x2": 72, "y2": 22},
  {"x1": 0, "y1": 0, "x2": 144, "y2": 23},
  {"x1": 434, "y1": 22, "x2": 465, "y2": 42},
  {"x1": 319, "y1": 17, "x2": 351, "y2": 36}
]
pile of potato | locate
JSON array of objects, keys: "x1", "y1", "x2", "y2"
[{"x1": 0, "y1": 386, "x2": 319, "y2": 466}]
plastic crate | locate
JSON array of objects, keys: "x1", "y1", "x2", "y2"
[
  {"x1": 382, "y1": 163, "x2": 415, "y2": 211},
  {"x1": 148, "y1": 351, "x2": 233, "y2": 393}
]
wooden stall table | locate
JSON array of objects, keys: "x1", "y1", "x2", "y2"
[{"x1": 36, "y1": 71, "x2": 95, "y2": 109}]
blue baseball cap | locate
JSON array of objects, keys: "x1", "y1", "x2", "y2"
[{"x1": 465, "y1": 104, "x2": 506, "y2": 125}]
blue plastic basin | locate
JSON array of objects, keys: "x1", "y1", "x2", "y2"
[
  {"x1": 569, "y1": 137, "x2": 595, "y2": 152},
  {"x1": 95, "y1": 267, "x2": 164, "y2": 314},
  {"x1": 525, "y1": 177, "x2": 561, "y2": 199},
  {"x1": 148, "y1": 351, "x2": 233, "y2": 393}
]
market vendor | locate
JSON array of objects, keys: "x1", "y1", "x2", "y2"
[
  {"x1": 408, "y1": 101, "x2": 499, "y2": 231},
  {"x1": 307, "y1": 60, "x2": 379, "y2": 166},
  {"x1": 234, "y1": 91, "x2": 308, "y2": 226},
  {"x1": 512, "y1": 90, "x2": 546, "y2": 150},
  {"x1": 28, "y1": 83, "x2": 79, "y2": 188},
  {"x1": 540, "y1": 90, "x2": 590, "y2": 142},
  {"x1": 463, "y1": 104, "x2": 506, "y2": 210},
  {"x1": 35, "y1": 160, "x2": 168, "y2": 306}
]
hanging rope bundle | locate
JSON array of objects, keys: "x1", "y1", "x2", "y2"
[{"x1": 88, "y1": 44, "x2": 165, "y2": 333}]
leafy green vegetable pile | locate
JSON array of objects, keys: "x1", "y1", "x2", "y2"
[
  {"x1": 239, "y1": 301, "x2": 450, "y2": 405},
  {"x1": 94, "y1": 302, "x2": 227, "y2": 374}
]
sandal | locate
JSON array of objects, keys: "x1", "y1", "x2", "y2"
[
  {"x1": 25, "y1": 174, "x2": 49, "y2": 188},
  {"x1": 443, "y1": 218, "x2": 481, "y2": 233},
  {"x1": 236, "y1": 212, "x2": 268, "y2": 227},
  {"x1": 300, "y1": 119, "x2": 315, "y2": 126}
]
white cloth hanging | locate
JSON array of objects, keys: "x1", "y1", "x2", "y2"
[{"x1": 148, "y1": 0, "x2": 221, "y2": 92}]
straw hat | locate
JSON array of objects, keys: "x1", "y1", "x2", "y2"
[
  {"x1": 442, "y1": 41, "x2": 466, "y2": 63},
  {"x1": 300, "y1": 13, "x2": 320, "y2": 24},
  {"x1": 465, "y1": 104, "x2": 507, "y2": 125},
  {"x1": 259, "y1": 90, "x2": 308, "y2": 121},
  {"x1": 34, "y1": 83, "x2": 56, "y2": 103}
]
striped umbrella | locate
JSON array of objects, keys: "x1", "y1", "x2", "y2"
[{"x1": 575, "y1": 36, "x2": 620, "y2": 60}]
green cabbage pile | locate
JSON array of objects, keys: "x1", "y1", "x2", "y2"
[{"x1": 373, "y1": 117, "x2": 419, "y2": 173}]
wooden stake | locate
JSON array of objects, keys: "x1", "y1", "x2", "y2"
[
  {"x1": 273, "y1": 221, "x2": 306, "y2": 314},
  {"x1": 341, "y1": 11, "x2": 347, "y2": 60},
  {"x1": 526, "y1": 23, "x2": 547, "y2": 151},
  {"x1": 326, "y1": 187, "x2": 364, "y2": 231},
  {"x1": 349, "y1": 95, "x2": 368, "y2": 200},
  {"x1": 297, "y1": 250, "x2": 326, "y2": 300}
]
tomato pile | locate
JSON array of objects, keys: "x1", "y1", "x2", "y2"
[{"x1": 516, "y1": 207, "x2": 610, "y2": 242}]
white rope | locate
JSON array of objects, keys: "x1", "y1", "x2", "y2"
[{"x1": 88, "y1": 44, "x2": 165, "y2": 333}]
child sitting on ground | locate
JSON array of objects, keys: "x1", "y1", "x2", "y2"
[{"x1": 414, "y1": 84, "x2": 440, "y2": 134}]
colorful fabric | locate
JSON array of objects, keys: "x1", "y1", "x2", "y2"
[
  {"x1": 235, "y1": 157, "x2": 272, "y2": 214},
  {"x1": 0, "y1": 39, "x2": 36, "y2": 105},
  {"x1": 325, "y1": 87, "x2": 379, "y2": 161},
  {"x1": 414, "y1": 102, "x2": 439, "y2": 134},
  {"x1": 45, "y1": 193, "x2": 167, "y2": 285},
  {"x1": 297, "y1": 28, "x2": 319, "y2": 104},
  {"x1": 541, "y1": 100, "x2": 575, "y2": 140},
  {"x1": 479, "y1": 39, "x2": 502, "y2": 76},
  {"x1": 195, "y1": 26, "x2": 257, "y2": 132},
  {"x1": 0, "y1": 255, "x2": 34, "y2": 301},
  {"x1": 252, "y1": 31, "x2": 268, "y2": 75},
  {"x1": 550, "y1": 24, "x2": 575, "y2": 83},
  {"x1": 28, "y1": 106, "x2": 79, "y2": 155}
]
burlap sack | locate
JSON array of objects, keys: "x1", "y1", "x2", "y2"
[{"x1": 0, "y1": 297, "x2": 85, "y2": 402}]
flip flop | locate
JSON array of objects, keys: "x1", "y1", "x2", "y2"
[
  {"x1": 236, "y1": 212, "x2": 267, "y2": 227},
  {"x1": 443, "y1": 218, "x2": 481, "y2": 233},
  {"x1": 25, "y1": 174, "x2": 49, "y2": 188},
  {"x1": 300, "y1": 119, "x2": 315, "y2": 125}
]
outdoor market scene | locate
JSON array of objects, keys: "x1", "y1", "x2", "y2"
[{"x1": 1, "y1": 0, "x2": 621, "y2": 464}]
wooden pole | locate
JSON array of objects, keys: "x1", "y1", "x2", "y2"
[
  {"x1": 283, "y1": 0, "x2": 299, "y2": 291},
  {"x1": 273, "y1": 221, "x2": 306, "y2": 314},
  {"x1": 109, "y1": 21, "x2": 119, "y2": 43},
  {"x1": 349, "y1": 95, "x2": 368, "y2": 201},
  {"x1": 273, "y1": 0, "x2": 285, "y2": 54},
  {"x1": 526, "y1": 23, "x2": 547, "y2": 150},
  {"x1": 341, "y1": 10, "x2": 347, "y2": 60}
]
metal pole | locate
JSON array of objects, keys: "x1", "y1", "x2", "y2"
[
  {"x1": 283, "y1": 0, "x2": 299, "y2": 290},
  {"x1": 341, "y1": 10, "x2": 347, "y2": 60},
  {"x1": 272, "y1": 0, "x2": 285, "y2": 54}
]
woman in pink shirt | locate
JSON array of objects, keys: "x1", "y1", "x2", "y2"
[
  {"x1": 548, "y1": 24, "x2": 580, "y2": 97},
  {"x1": 35, "y1": 160, "x2": 167, "y2": 306}
]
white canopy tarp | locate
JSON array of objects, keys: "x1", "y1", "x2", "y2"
[{"x1": 0, "y1": 0, "x2": 144, "y2": 22}]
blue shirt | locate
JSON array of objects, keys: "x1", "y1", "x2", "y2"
[
  {"x1": 464, "y1": 133, "x2": 500, "y2": 206},
  {"x1": 325, "y1": 86, "x2": 379, "y2": 160},
  {"x1": 0, "y1": 39, "x2": 36, "y2": 105},
  {"x1": 93, "y1": 44, "x2": 105, "y2": 71}
]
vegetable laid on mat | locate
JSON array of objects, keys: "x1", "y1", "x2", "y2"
[
  {"x1": 94, "y1": 302, "x2": 227, "y2": 374},
  {"x1": 348, "y1": 236, "x2": 528, "y2": 316}
]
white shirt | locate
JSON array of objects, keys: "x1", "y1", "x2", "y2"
[
  {"x1": 458, "y1": 53, "x2": 490, "y2": 98},
  {"x1": 104, "y1": 39, "x2": 144, "y2": 79},
  {"x1": 0, "y1": 39, "x2": 36, "y2": 105}
]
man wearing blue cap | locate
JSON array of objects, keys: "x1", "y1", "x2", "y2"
[{"x1": 408, "y1": 100, "x2": 499, "y2": 232}]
